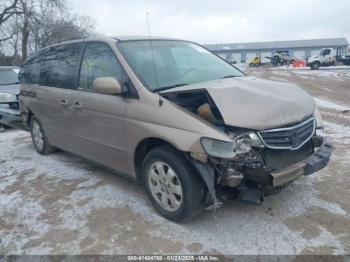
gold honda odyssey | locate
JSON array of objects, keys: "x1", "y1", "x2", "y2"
[{"x1": 19, "y1": 36, "x2": 332, "y2": 221}]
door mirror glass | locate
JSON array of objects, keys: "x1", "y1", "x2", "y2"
[{"x1": 93, "y1": 77, "x2": 122, "y2": 95}]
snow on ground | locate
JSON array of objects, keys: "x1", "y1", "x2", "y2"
[
  {"x1": 315, "y1": 98, "x2": 350, "y2": 112},
  {"x1": 0, "y1": 128, "x2": 347, "y2": 255},
  {"x1": 233, "y1": 63, "x2": 248, "y2": 72},
  {"x1": 275, "y1": 65, "x2": 350, "y2": 71}
]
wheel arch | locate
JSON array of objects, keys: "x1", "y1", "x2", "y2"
[
  {"x1": 134, "y1": 137, "x2": 179, "y2": 183},
  {"x1": 24, "y1": 107, "x2": 34, "y2": 129}
]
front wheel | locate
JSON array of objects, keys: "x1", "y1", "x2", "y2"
[
  {"x1": 30, "y1": 117, "x2": 56, "y2": 155},
  {"x1": 142, "y1": 145, "x2": 205, "y2": 222},
  {"x1": 311, "y1": 62, "x2": 320, "y2": 70}
]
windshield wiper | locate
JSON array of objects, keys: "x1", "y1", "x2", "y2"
[
  {"x1": 221, "y1": 75, "x2": 238, "y2": 79},
  {"x1": 154, "y1": 83, "x2": 189, "y2": 93},
  {"x1": 0, "y1": 82, "x2": 19, "y2": 85}
]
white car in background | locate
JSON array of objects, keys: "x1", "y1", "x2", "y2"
[{"x1": 0, "y1": 66, "x2": 22, "y2": 130}]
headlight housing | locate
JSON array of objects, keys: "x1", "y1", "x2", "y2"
[
  {"x1": 314, "y1": 106, "x2": 323, "y2": 129},
  {"x1": 0, "y1": 93, "x2": 17, "y2": 103},
  {"x1": 201, "y1": 132, "x2": 263, "y2": 159},
  {"x1": 201, "y1": 138, "x2": 236, "y2": 159},
  {"x1": 234, "y1": 132, "x2": 264, "y2": 149}
]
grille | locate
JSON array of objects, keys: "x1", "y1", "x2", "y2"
[
  {"x1": 258, "y1": 118, "x2": 315, "y2": 150},
  {"x1": 262, "y1": 140, "x2": 313, "y2": 171}
]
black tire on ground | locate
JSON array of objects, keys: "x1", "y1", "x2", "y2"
[
  {"x1": 311, "y1": 62, "x2": 320, "y2": 70},
  {"x1": 141, "y1": 145, "x2": 205, "y2": 222},
  {"x1": 249, "y1": 63, "x2": 254, "y2": 67},
  {"x1": 30, "y1": 117, "x2": 57, "y2": 155}
]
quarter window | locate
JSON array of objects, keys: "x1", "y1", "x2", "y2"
[
  {"x1": 19, "y1": 53, "x2": 42, "y2": 84},
  {"x1": 79, "y1": 43, "x2": 124, "y2": 92},
  {"x1": 39, "y1": 43, "x2": 83, "y2": 88}
]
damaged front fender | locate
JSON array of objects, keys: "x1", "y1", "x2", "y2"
[{"x1": 187, "y1": 157, "x2": 218, "y2": 206}]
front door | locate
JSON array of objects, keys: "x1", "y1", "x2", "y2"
[
  {"x1": 321, "y1": 49, "x2": 333, "y2": 65},
  {"x1": 68, "y1": 42, "x2": 129, "y2": 173}
]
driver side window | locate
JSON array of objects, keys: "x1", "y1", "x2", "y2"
[
  {"x1": 79, "y1": 43, "x2": 124, "y2": 92},
  {"x1": 323, "y1": 49, "x2": 330, "y2": 56}
]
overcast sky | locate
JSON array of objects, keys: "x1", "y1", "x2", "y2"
[{"x1": 70, "y1": 0, "x2": 350, "y2": 45}]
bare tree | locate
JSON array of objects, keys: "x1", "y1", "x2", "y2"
[
  {"x1": 32, "y1": 13, "x2": 95, "y2": 48},
  {"x1": 13, "y1": 0, "x2": 66, "y2": 61},
  {"x1": 0, "y1": 0, "x2": 22, "y2": 42},
  {"x1": 0, "y1": 0, "x2": 19, "y2": 25},
  {"x1": 0, "y1": 0, "x2": 95, "y2": 64}
]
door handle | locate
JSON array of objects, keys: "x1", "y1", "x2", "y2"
[
  {"x1": 59, "y1": 99, "x2": 69, "y2": 106},
  {"x1": 73, "y1": 102, "x2": 83, "y2": 110}
]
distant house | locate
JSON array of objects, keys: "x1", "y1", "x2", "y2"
[{"x1": 205, "y1": 37, "x2": 349, "y2": 63}]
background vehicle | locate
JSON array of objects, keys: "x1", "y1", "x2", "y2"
[
  {"x1": 0, "y1": 66, "x2": 22, "y2": 130},
  {"x1": 227, "y1": 58, "x2": 237, "y2": 64},
  {"x1": 249, "y1": 56, "x2": 263, "y2": 67},
  {"x1": 307, "y1": 47, "x2": 350, "y2": 69},
  {"x1": 273, "y1": 52, "x2": 296, "y2": 65}
]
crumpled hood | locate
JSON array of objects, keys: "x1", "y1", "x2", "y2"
[
  {"x1": 0, "y1": 84, "x2": 20, "y2": 95},
  {"x1": 161, "y1": 76, "x2": 315, "y2": 130}
]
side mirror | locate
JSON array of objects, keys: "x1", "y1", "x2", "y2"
[{"x1": 93, "y1": 77, "x2": 122, "y2": 95}]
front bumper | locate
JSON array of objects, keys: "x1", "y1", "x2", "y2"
[
  {"x1": 0, "y1": 105, "x2": 24, "y2": 129},
  {"x1": 189, "y1": 135, "x2": 333, "y2": 206},
  {"x1": 271, "y1": 135, "x2": 333, "y2": 187}
]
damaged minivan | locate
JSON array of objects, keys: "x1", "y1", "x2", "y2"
[{"x1": 19, "y1": 36, "x2": 333, "y2": 221}]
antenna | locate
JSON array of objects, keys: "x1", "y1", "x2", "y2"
[
  {"x1": 145, "y1": 12, "x2": 152, "y2": 37},
  {"x1": 145, "y1": 12, "x2": 161, "y2": 104}
]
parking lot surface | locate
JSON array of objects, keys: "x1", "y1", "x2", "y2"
[{"x1": 1, "y1": 66, "x2": 350, "y2": 255}]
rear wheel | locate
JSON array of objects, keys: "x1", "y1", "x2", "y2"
[
  {"x1": 142, "y1": 145, "x2": 205, "y2": 222},
  {"x1": 30, "y1": 117, "x2": 56, "y2": 155}
]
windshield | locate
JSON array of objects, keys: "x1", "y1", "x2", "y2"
[
  {"x1": 117, "y1": 40, "x2": 244, "y2": 92},
  {"x1": 0, "y1": 69, "x2": 19, "y2": 85}
]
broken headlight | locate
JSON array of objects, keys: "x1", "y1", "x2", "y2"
[
  {"x1": 233, "y1": 132, "x2": 264, "y2": 152},
  {"x1": 201, "y1": 138, "x2": 236, "y2": 159},
  {"x1": 201, "y1": 133, "x2": 263, "y2": 159}
]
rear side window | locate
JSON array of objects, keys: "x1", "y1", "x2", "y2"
[
  {"x1": 79, "y1": 43, "x2": 125, "y2": 92},
  {"x1": 39, "y1": 43, "x2": 83, "y2": 88},
  {"x1": 19, "y1": 53, "x2": 42, "y2": 84}
]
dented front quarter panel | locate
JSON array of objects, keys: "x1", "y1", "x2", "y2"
[{"x1": 124, "y1": 87, "x2": 232, "y2": 176}]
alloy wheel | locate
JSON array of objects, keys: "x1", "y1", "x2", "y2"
[{"x1": 148, "y1": 161, "x2": 183, "y2": 212}]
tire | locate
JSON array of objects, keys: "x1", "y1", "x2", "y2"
[
  {"x1": 311, "y1": 62, "x2": 320, "y2": 70},
  {"x1": 30, "y1": 117, "x2": 56, "y2": 155},
  {"x1": 249, "y1": 63, "x2": 254, "y2": 67},
  {"x1": 141, "y1": 145, "x2": 205, "y2": 222}
]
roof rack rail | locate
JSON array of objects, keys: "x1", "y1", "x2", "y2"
[{"x1": 44, "y1": 37, "x2": 85, "y2": 47}]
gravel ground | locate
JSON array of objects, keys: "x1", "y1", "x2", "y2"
[{"x1": 0, "y1": 66, "x2": 349, "y2": 255}]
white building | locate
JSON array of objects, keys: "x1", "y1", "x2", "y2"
[{"x1": 205, "y1": 38, "x2": 349, "y2": 63}]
